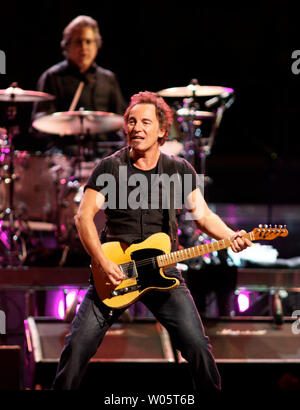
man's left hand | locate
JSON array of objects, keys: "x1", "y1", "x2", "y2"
[{"x1": 230, "y1": 230, "x2": 252, "y2": 253}]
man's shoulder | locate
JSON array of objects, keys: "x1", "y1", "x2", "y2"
[
  {"x1": 94, "y1": 64, "x2": 116, "y2": 80},
  {"x1": 160, "y1": 151, "x2": 191, "y2": 170},
  {"x1": 43, "y1": 60, "x2": 68, "y2": 76},
  {"x1": 95, "y1": 147, "x2": 128, "y2": 167}
]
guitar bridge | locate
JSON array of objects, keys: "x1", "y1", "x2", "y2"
[{"x1": 119, "y1": 261, "x2": 138, "y2": 279}]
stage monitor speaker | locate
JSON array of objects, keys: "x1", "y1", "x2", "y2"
[
  {"x1": 0, "y1": 345, "x2": 21, "y2": 390},
  {"x1": 25, "y1": 317, "x2": 174, "y2": 363},
  {"x1": 25, "y1": 317, "x2": 181, "y2": 390},
  {"x1": 204, "y1": 317, "x2": 300, "y2": 362}
]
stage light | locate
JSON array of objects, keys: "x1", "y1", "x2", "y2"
[
  {"x1": 51, "y1": 289, "x2": 87, "y2": 319},
  {"x1": 66, "y1": 290, "x2": 77, "y2": 309},
  {"x1": 58, "y1": 298, "x2": 65, "y2": 319},
  {"x1": 237, "y1": 292, "x2": 250, "y2": 312}
]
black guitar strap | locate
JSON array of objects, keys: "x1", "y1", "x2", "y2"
[{"x1": 160, "y1": 153, "x2": 180, "y2": 251}]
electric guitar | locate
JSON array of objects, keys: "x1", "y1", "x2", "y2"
[{"x1": 91, "y1": 225, "x2": 288, "y2": 309}]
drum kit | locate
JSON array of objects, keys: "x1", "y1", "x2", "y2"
[
  {"x1": 158, "y1": 79, "x2": 235, "y2": 262},
  {"x1": 0, "y1": 83, "x2": 124, "y2": 267},
  {"x1": 0, "y1": 79, "x2": 234, "y2": 268},
  {"x1": 158, "y1": 79, "x2": 234, "y2": 175}
]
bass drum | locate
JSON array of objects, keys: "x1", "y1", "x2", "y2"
[
  {"x1": 159, "y1": 139, "x2": 184, "y2": 156},
  {"x1": 0, "y1": 151, "x2": 58, "y2": 222},
  {"x1": 56, "y1": 160, "x2": 107, "y2": 267},
  {"x1": 56, "y1": 159, "x2": 98, "y2": 239},
  {"x1": 159, "y1": 112, "x2": 184, "y2": 156}
]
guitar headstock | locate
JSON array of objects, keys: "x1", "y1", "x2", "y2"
[{"x1": 251, "y1": 224, "x2": 288, "y2": 241}]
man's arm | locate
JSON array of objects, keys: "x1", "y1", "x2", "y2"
[
  {"x1": 186, "y1": 188, "x2": 252, "y2": 252},
  {"x1": 75, "y1": 188, "x2": 123, "y2": 285}
]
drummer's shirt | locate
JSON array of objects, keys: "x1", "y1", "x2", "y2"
[{"x1": 32, "y1": 60, "x2": 126, "y2": 119}]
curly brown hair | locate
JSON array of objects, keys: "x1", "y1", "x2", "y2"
[{"x1": 123, "y1": 91, "x2": 173, "y2": 145}]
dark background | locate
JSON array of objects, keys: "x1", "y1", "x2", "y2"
[{"x1": 0, "y1": 2, "x2": 299, "y2": 205}]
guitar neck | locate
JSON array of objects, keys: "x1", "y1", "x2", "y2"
[{"x1": 157, "y1": 231, "x2": 254, "y2": 268}]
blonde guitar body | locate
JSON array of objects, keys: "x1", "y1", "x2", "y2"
[
  {"x1": 92, "y1": 232, "x2": 179, "y2": 309},
  {"x1": 91, "y1": 226, "x2": 288, "y2": 309}
]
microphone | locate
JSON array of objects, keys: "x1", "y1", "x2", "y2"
[{"x1": 205, "y1": 91, "x2": 232, "y2": 109}]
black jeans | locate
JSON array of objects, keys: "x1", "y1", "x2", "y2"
[{"x1": 52, "y1": 280, "x2": 221, "y2": 391}]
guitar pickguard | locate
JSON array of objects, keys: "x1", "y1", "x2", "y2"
[{"x1": 129, "y1": 248, "x2": 177, "y2": 291}]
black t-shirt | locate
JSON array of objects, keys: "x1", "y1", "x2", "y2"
[{"x1": 85, "y1": 147, "x2": 200, "y2": 245}]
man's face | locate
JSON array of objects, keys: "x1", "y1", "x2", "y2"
[
  {"x1": 67, "y1": 26, "x2": 98, "y2": 72},
  {"x1": 126, "y1": 103, "x2": 165, "y2": 153}
]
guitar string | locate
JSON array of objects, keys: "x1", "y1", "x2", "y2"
[
  {"x1": 120, "y1": 248, "x2": 202, "y2": 270},
  {"x1": 119, "y1": 243, "x2": 217, "y2": 273},
  {"x1": 133, "y1": 241, "x2": 229, "y2": 267},
  {"x1": 119, "y1": 232, "x2": 255, "y2": 271},
  {"x1": 119, "y1": 233, "x2": 256, "y2": 271},
  {"x1": 117, "y1": 231, "x2": 277, "y2": 275}
]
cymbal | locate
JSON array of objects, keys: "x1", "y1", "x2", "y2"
[
  {"x1": 0, "y1": 85, "x2": 55, "y2": 102},
  {"x1": 158, "y1": 84, "x2": 234, "y2": 98},
  {"x1": 176, "y1": 108, "x2": 215, "y2": 119},
  {"x1": 32, "y1": 110, "x2": 124, "y2": 136}
]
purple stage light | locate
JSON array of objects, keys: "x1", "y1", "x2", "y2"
[{"x1": 237, "y1": 291, "x2": 250, "y2": 313}]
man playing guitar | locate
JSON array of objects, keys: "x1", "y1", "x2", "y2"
[{"x1": 52, "y1": 91, "x2": 251, "y2": 391}]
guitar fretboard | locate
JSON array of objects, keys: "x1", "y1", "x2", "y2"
[{"x1": 157, "y1": 232, "x2": 254, "y2": 268}]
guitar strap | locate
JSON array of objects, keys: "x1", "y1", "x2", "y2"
[
  {"x1": 99, "y1": 148, "x2": 127, "y2": 244},
  {"x1": 160, "y1": 153, "x2": 180, "y2": 251}
]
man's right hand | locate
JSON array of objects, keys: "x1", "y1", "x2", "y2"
[{"x1": 93, "y1": 257, "x2": 124, "y2": 286}]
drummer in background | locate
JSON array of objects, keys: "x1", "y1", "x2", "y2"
[{"x1": 31, "y1": 15, "x2": 126, "y2": 154}]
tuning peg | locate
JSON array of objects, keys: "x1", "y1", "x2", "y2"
[
  {"x1": 279, "y1": 225, "x2": 282, "y2": 229},
  {"x1": 274, "y1": 224, "x2": 277, "y2": 229},
  {"x1": 258, "y1": 224, "x2": 263, "y2": 228},
  {"x1": 284, "y1": 225, "x2": 287, "y2": 229}
]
